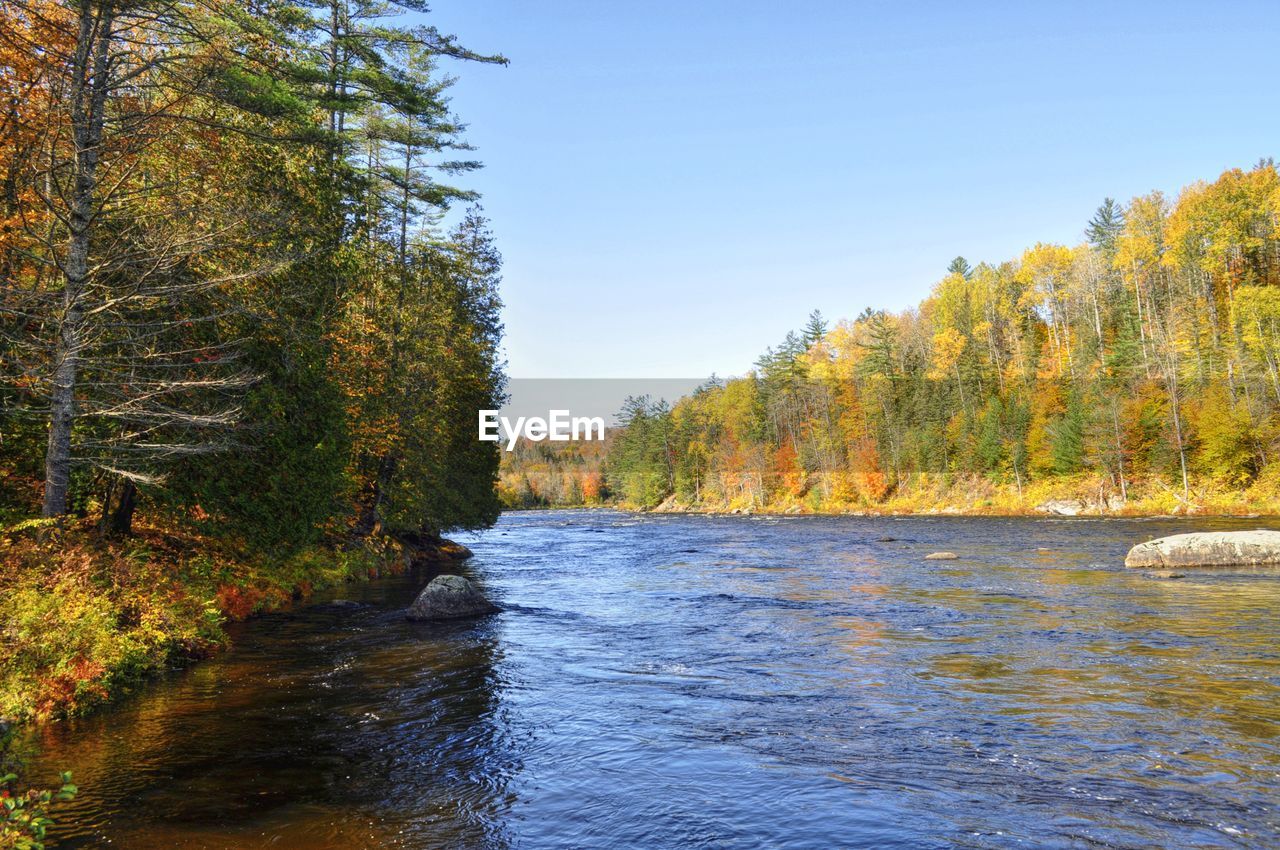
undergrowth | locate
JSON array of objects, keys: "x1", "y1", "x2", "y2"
[{"x1": 0, "y1": 518, "x2": 391, "y2": 723}]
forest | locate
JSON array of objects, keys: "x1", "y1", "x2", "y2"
[
  {"x1": 0, "y1": 0, "x2": 506, "y2": 736},
  {"x1": 503, "y1": 161, "x2": 1280, "y2": 516}
]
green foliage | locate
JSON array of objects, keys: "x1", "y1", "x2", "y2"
[
  {"x1": 3, "y1": 718, "x2": 77, "y2": 850},
  {"x1": 947, "y1": 256, "x2": 972, "y2": 278},
  {"x1": 0, "y1": 573, "x2": 219, "y2": 721},
  {"x1": 0, "y1": 764, "x2": 77, "y2": 850},
  {"x1": 975, "y1": 397, "x2": 1004, "y2": 474},
  {"x1": 1, "y1": 0, "x2": 507, "y2": 547},
  {"x1": 171, "y1": 337, "x2": 353, "y2": 552},
  {"x1": 1193, "y1": 385, "x2": 1257, "y2": 486},
  {"x1": 606, "y1": 397, "x2": 675, "y2": 508},
  {"x1": 1049, "y1": 391, "x2": 1086, "y2": 476},
  {"x1": 0, "y1": 521, "x2": 388, "y2": 722},
  {"x1": 1086, "y1": 197, "x2": 1126, "y2": 257}
]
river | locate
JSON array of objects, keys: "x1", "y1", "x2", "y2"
[{"x1": 20, "y1": 512, "x2": 1280, "y2": 848}]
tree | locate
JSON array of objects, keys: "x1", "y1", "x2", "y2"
[
  {"x1": 2, "y1": 0, "x2": 328, "y2": 518},
  {"x1": 802, "y1": 309, "x2": 828, "y2": 347},
  {"x1": 1049, "y1": 389, "x2": 1086, "y2": 475},
  {"x1": 947, "y1": 256, "x2": 972, "y2": 278},
  {"x1": 1085, "y1": 197, "x2": 1125, "y2": 258},
  {"x1": 0, "y1": 0, "x2": 509, "y2": 548}
]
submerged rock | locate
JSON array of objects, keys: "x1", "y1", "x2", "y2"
[
  {"x1": 405, "y1": 574, "x2": 498, "y2": 621},
  {"x1": 924, "y1": 551, "x2": 959, "y2": 561},
  {"x1": 317, "y1": 599, "x2": 365, "y2": 611},
  {"x1": 1124, "y1": 530, "x2": 1280, "y2": 569}
]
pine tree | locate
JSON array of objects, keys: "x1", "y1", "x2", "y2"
[
  {"x1": 802, "y1": 309, "x2": 828, "y2": 346},
  {"x1": 1086, "y1": 197, "x2": 1126, "y2": 258},
  {"x1": 947, "y1": 256, "x2": 972, "y2": 278}
]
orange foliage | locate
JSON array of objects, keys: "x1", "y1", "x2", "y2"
[
  {"x1": 0, "y1": 2, "x2": 73, "y2": 267},
  {"x1": 771, "y1": 440, "x2": 804, "y2": 497},
  {"x1": 580, "y1": 470, "x2": 604, "y2": 503},
  {"x1": 34, "y1": 658, "x2": 109, "y2": 718},
  {"x1": 851, "y1": 439, "x2": 889, "y2": 502},
  {"x1": 215, "y1": 583, "x2": 286, "y2": 621}
]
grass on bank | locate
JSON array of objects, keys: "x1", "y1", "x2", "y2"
[{"x1": 0, "y1": 517, "x2": 397, "y2": 724}]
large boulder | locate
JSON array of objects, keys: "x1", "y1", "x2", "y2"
[
  {"x1": 1037, "y1": 495, "x2": 1126, "y2": 516},
  {"x1": 1125, "y1": 530, "x2": 1280, "y2": 569},
  {"x1": 431, "y1": 539, "x2": 474, "y2": 561},
  {"x1": 1037, "y1": 499, "x2": 1083, "y2": 516},
  {"x1": 405, "y1": 574, "x2": 498, "y2": 621}
]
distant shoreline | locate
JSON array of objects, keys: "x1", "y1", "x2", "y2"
[{"x1": 500, "y1": 505, "x2": 1280, "y2": 520}]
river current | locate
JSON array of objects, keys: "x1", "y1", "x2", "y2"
[{"x1": 22, "y1": 512, "x2": 1280, "y2": 848}]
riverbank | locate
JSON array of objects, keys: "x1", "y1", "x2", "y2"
[
  {"x1": 0, "y1": 519, "x2": 455, "y2": 725},
  {"x1": 524, "y1": 473, "x2": 1280, "y2": 518}
]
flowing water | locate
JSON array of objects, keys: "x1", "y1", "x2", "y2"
[{"x1": 19, "y1": 512, "x2": 1280, "y2": 849}]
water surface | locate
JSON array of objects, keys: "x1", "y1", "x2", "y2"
[{"x1": 23, "y1": 512, "x2": 1280, "y2": 848}]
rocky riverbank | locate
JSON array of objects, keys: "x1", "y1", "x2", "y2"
[{"x1": 630, "y1": 474, "x2": 1280, "y2": 519}]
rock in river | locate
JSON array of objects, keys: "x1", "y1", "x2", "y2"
[
  {"x1": 1037, "y1": 499, "x2": 1083, "y2": 517},
  {"x1": 1124, "y1": 530, "x2": 1280, "y2": 569},
  {"x1": 397, "y1": 531, "x2": 474, "y2": 565},
  {"x1": 924, "y1": 551, "x2": 959, "y2": 561},
  {"x1": 405, "y1": 575, "x2": 499, "y2": 621}
]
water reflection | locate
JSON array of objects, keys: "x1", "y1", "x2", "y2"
[
  {"x1": 21, "y1": 512, "x2": 1280, "y2": 848},
  {"x1": 30, "y1": 573, "x2": 515, "y2": 849}
]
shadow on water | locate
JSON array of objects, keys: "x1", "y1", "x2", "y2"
[{"x1": 20, "y1": 512, "x2": 1280, "y2": 848}]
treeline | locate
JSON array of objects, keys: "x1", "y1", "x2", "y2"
[
  {"x1": 0, "y1": 0, "x2": 506, "y2": 545},
  {"x1": 528, "y1": 162, "x2": 1280, "y2": 514},
  {"x1": 497, "y1": 436, "x2": 609, "y2": 509}
]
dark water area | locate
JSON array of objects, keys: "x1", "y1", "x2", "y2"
[{"x1": 20, "y1": 512, "x2": 1280, "y2": 849}]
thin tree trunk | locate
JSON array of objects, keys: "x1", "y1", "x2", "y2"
[
  {"x1": 1165, "y1": 354, "x2": 1190, "y2": 501},
  {"x1": 1110, "y1": 402, "x2": 1127, "y2": 502},
  {"x1": 1132, "y1": 263, "x2": 1151, "y2": 376}
]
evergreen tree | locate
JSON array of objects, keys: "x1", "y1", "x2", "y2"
[
  {"x1": 1049, "y1": 390, "x2": 1086, "y2": 475},
  {"x1": 1086, "y1": 197, "x2": 1126, "y2": 258},
  {"x1": 802, "y1": 310, "x2": 828, "y2": 346},
  {"x1": 947, "y1": 256, "x2": 972, "y2": 278}
]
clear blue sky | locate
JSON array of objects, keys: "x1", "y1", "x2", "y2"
[{"x1": 426, "y1": 0, "x2": 1278, "y2": 379}]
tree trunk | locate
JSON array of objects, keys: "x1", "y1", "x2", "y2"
[
  {"x1": 43, "y1": 1, "x2": 114, "y2": 517},
  {"x1": 43, "y1": 304, "x2": 80, "y2": 516},
  {"x1": 1165, "y1": 355, "x2": 1190, "y2": 502},
  {"x1": 1111, "y1": 402, "x2": 1127, "y2": 502},
  {"x1": 106, "y1": 479, "x2": 137, "y2": 536}
]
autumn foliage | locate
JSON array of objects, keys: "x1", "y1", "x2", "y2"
[
  {"x1": 0, "y1": 0, "x2": 506, "y2": 722},
  {"x1": 511, "y1": 162, "x2": 1280, "y2": 515}
]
